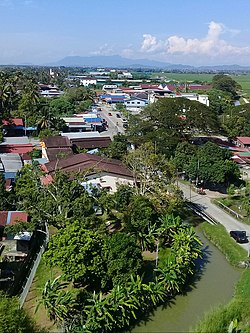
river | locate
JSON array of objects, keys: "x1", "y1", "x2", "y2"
[{"x1": 132, "y1": 230, "x2": 241, "y2": 333}]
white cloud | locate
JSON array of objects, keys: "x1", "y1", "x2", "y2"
[
  {"x1": 91, "y1": 43, "x2": 114, "y2": 56},
  {"x1": 140, "y1": 21, "x2": 250, "y2": 57}
]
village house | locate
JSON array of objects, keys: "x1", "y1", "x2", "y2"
[{"x1": 42, "y1": 153, "x2": 134, "y2": 193}]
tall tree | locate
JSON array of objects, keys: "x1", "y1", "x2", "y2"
[{"x1": 45, "y1": 222, "x2": 107, "y2": 289}]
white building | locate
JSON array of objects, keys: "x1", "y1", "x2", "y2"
[
  {"x1": 80, "y1": 77, "x2": 97, "y2": 87},
  {"x1": 124, "y1": 97, "x2": 148, "y2": 112}
]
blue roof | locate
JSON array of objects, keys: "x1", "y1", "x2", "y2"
[{"x1": 84, "y1": 117, "x2": 102, "y2": 123}]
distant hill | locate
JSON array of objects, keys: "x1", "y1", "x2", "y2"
[
  {"x1": 46, "y1": 55, "x2": 250, "y2": 71},
  {"x1": 50, "y1": 55, "x2": 194, "y2": 69}
]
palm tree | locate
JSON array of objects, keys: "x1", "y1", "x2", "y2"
[
  {"x1": 157, "y1": 214, "x2": 182, "y2": 246},
  {"x1": 37, "y1": 275, "x2": 76, "y2": 324}
]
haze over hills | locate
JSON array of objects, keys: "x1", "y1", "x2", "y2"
[{"x1": 49, "y1": 55, "x2": 250, "y2": 71}]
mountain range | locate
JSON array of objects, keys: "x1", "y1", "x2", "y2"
[{"x1": 49, "y1": 55, "x2": 250, "y2": 71}]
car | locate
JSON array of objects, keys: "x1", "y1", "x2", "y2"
[
  {"x1": 116, "y1": 113, "x2": 121, "y2": 118},
  {"x1": 230, "y1": 230, "x2": 248, "y2": 243},
  {"x1": 123, "y1": 123, "x2": 128, "y2": 129},
  {"x1": 108, "y1": 112, "x2": 112, "y2": 116},
  {"x1": 122, "y1": 118, "x2": 127, "y2": 123}
]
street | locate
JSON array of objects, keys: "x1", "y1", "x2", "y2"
[
  {"x1": 98, "y1": 103, "x2": 125, "y2": 138},
  {"x1": 179, "y1": 182, "x2": 250, "y2": 252}
]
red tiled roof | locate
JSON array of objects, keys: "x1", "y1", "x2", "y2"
[
  {"x1": 44, "y1": 153, "x2": 133, "y2": 178},
  {"x1": 237, "y1": 137, "x2": 250, "y2": 145},
  {"x1": 0, "y1": 212, "x2": 8, "y2": 227},
  {"x1": 42, "y1": 136, "x2": 71, "y2": 148},
  {"x1": 0, "y1": 144, "x2": 33, "y2": 154},
  {"x1": 0, "y1": 211, "x2": 28, "y2": 226},
  {"x1": 2, "y1": 118, "x2": 24, "y2": 127},
  {"x1": 71, "y1": 137, "x2": 112, "y2": 149},
  {"x1": 9, "y1": 212, "x2": 28, "y2": 225}
]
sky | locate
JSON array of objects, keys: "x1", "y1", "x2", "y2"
[{"x1": 1, "y1": 0, "x2": 250, "y2": 66}]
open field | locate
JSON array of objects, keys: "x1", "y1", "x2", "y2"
[{"x1": 151, "y1": 73, "x2": 250, "y2": 97}]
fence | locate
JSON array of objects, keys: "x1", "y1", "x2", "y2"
[
  {"x1": 19, "y1": 225, "x2": 49, "y2": 308},
  {"x1": 215, "y1": 200, "x2": 244, "y2": 220}
]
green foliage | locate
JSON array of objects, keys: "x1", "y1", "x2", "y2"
[
  {"x1": 49, "y1": 97, "x2": 75, "y2": 117},
  {"x1": 128, "y1": 97, "x2": 219, "y2": 157},
  {"x1": 0, "y1": 291, "x2": 42, "y2": 333},
  {"x1": 38, "y1": 275, "x2": 77, "y2": 323},
  {"x1": 45, "y1": 221, "x2": 107, "y2": 289},
  {"x1": 112, "y1": 184, "x2": 135, "y2": 211},
  {"x1": 105, "y1": 233, "x2": 143, "y2": 286},
  {"x1": 103, "y1": 134, "x2": 129, "y2": 160},
  {"x1": 212, "y1": 74, "x2": 240, "y2": 97},
  {"x1": 181, "y1": 141, "x2": 240, "y2": 186},
  {"x1": 199, "y1": 223, "x2": 248, "y2": 266},
  {"x1": 16, "y1": 168, "x2": 96, "y2": 229},
  {"x1": 207, "y1": 89, "x2": 233, "y2": 115},
  {"x1": 222, "y1": 103, "x2": 250, "y2": 137},
  {"x1": 174, "y1": 141, "x2": 197, "y2": 171}
]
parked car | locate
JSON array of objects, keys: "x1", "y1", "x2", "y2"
[
  {"x1": 108, "y1": 112, "x2": 112, "y2": 116},
  {"x1": 123, "y1": 123, "x2": 128, "y2": 129},
  {"x1": 230, "y1": 230, "x2": 248, "y2": 243},
  {"x1": 116, "y1": 113, "x2": 121, "y2": 118}
]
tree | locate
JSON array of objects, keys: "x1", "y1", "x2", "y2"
[
  {"x1": 207, "y1": 89, "x2": 233, "y2": 115},
  {"x1": 103, "y1": 134, "x2": 129, "y2": 160},
  {"x1": 49, "y1": 97, "x2": 75, "y2": 117},
  {"x1": 222, "y1": 103, "x2": 250, "y2": 137},
  {"x1": 0, "y1": 72, "x2": 19, "y2": 117},
  {"x1": 184, "y1": 142, "x2": 240, "y2": 187},
  {"x1": 174, "y1": 141, "x2": 197, "y2": 171},
  {"x1": 127, "y1": 97, "x2": 219, "y2": 157},
  {"x1": 212, "y1": 74, "x2": 240, "y2": 97},
  {"x1": 0, "y1": 291, "x2": 43, "y2": 333},
  {"x1": 16, "y1": 168, "x2": 96, "y2": 229},
  {"x1": 125, "y1": 142, "x2": 174, "y2": 196},
  {"x1": 105, "y1": 233, "x2": 143, "y2": 286},
  {"x1": 38, "y1": 276, "x2": 77, "y2": 324},
  {"x1": 45, "y1": 222, "x2": 107, "y2": 289}
]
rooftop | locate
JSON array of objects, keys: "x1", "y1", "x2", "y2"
[{"x1": 43, "y1": 152, "x2": 133, "y2": 178}]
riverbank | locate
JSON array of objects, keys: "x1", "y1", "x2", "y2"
[
  {"x1": 132, "y1": 227, "x2": 240, "y2": 333},
  {"x1": 193, "y1": 223, "x2": 250, "y2": 333}
]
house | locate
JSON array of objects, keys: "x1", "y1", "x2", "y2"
[
  {"x1": 236, "y1": 137, "x2": 250, "y2": 150},
  {"x1": 39, "y1": 84, "x2": 64, "y2": 98},
  {"x1": 0, "y1": 211, "x2": 29, "y2": 241},
  {"x1": 80, "y1": 77, "x2": 97, "y2": 87},
  {"x1": 71, "y1": 137, "x2": 112, "y2": 151},
  {"x1": 40, "y1": 136, "x2": 73, "y2": 161},
  {"x1": 0, "y1": 153, "x2": 23, "y2": 180},
  {"x1": 42, "y1": 153, "x2": 134, "y2": 193},
  {"x1": 124, "y1": 97, "x2": 148, "y2": 112},
  {"x1": 0, "y1": 137, "x2": 33, "y2": 154},
  {"x1": 2, "y1": 118, "x2": 24, "y2": 136}
]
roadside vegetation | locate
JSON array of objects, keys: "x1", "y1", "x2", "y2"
[{"x1": 199, "y1": 223, "x2": 248, "y2": 266}]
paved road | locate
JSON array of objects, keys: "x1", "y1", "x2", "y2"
[
  {"x1": 179, "y1": 182, "x2": 250, "y2": 252},
  {"x1": 98, "y1": 103, "x2": 125, "y2": 138}
]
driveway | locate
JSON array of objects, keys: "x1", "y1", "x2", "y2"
[{"x1": 178, "y1": 182, "x2": 250, "y2": 252}]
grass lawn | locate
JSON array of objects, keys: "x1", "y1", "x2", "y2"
[
  {"x1": 23, "y1": 258, "x2": 61, "y2": 332},
  {"x1": 198, "y1": 223, "x2": 248, "y2": 266}
]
